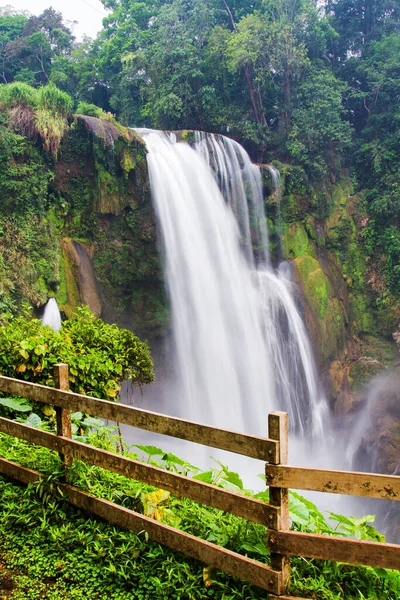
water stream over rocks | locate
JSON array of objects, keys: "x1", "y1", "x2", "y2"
[
  {"x1": 135, "y1": 129, "x2": 327, "y2": 440},
  {"x1": 41, "y1": 298, "x2": 62, "y2": 332}
]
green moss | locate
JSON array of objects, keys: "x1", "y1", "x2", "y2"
[
  {"x1": 121, "y1": 149, "x2": 135, "y2": 177},
  {"x1": 324, "y1": 297, "x2": 347, "y2": 359},
  {"x1": 331, "y1": 181, "x2": 350, "y2": 207},
  {"x1": 59, "y1": 126, "x2": 91, "y2": 167},
  {"x1": 59, "y1": 239, "x2": 80, "y2": 319},
  {"x1": 294, "y1": 255, "x2": 328, "y2": 319},
  {"x1": 34, "y1": 276, "x2": 47, "y2": 303},
  {"x1": 282, "y1": 223, "x2": 309, "y2": 258},
  {"x1": 181, "y1": 130, "x2": 195, "y2": 143},
  {"x1": 55, "y1": 244, "x2": 68, "y2": 306},
  {"x1": 349, "y1": 335, "x2": 398, "y2": 389}
]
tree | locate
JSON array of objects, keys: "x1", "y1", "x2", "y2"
[
  {"x1": 288, "y1": 66, "x2": 351, "y2": 175},
  {"x1": 327, "y1": 0, "x2": 400, "y2": 62},
  {"x1": 0, "y1": 8, "x2": 75, "y2": 87},
  {"x1": 0, "y1": 13, "x2": 28, "y2": 83}
]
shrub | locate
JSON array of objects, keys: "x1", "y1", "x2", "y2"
[
  {"x1": 0, "y1": 306, "x2": 154, "y2": 397},
  {"x1": 0, "y1": 81, "x2": 38, "y2": 109},
  {"x1": 37, "y1": 83, "x2": 73, "y2": 117},
  {"x1": 76, "y1": 101, "x2": 101, "y2": 117},
  {"x1": 34, "y1": 108, "x2": 68, "y2": 155}
]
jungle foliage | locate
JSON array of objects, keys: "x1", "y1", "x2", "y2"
[
  {"x1": 0, "y1": 426, "x2": 398, "y2": 599},
  {"x1": 0, "y1": 1, "x2": 398, "y2": 299},
  {"x1": 0, "y1": 306, "x2": 154, "y2": 398}
]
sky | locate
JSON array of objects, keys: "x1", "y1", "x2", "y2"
[{"x1": 1, "y1": 0, "x2": 109, "y2": 40}]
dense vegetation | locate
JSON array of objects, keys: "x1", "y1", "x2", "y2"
[
  {"x1": 0, "y1": 426, "x2": 399, "y2": 599},
  {"x1": 0, "y1": 4, "x2": 399, "y2": 596},
  {"x1": 0, "y1": 0, "x2": 398, "y2": 306},
  {"x1": 0, "y1": 306, "x2": 154, "y2": 397}
]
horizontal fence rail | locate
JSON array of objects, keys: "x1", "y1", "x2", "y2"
[
  {"x1": 265, "y1": 464, "x2": 400, "y2": 501},
  {"x1": 0, "y1": 416, "x2": 279, "y2": 528},
  {"x1": 0, "y1": 376, "x2": 279, "y2": 462},
  {"x1": 0, "y1": 366, "x2": 400, "y2": 599},
  {"x1": 0, "y1": 456, "x2": 282, "y2": 594},
  {"x1": 267, "y1": 530, "x2": 400, "y2": 570}
]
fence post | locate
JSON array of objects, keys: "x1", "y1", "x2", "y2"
[
  {"x1": 54, "y1": 363, "x2": 72, "y2": 470},
  {"x1": 267, "y1": 411, "x2": 290, "y2": 596}
]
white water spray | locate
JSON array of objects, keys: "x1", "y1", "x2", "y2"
[
  {"x1": 41, "y1": 298, "x2": 62, "y2": 332},
  {"x1": 137, "y1": 129, "x2": 326, "y2": 439}
]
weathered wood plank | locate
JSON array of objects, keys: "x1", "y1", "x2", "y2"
[
  {"x1": 264, "y1": 464, "x2": 400, "y2": 501},
  {"x1": 0, "y1": 416, "x2": 278, "y2": 526},
  {"x1": 54, "y1": 364, "x2": 72, "y2": 468},
  {"x1": 0, "y1": 376, "x2": 279, "y2": 462},
  {"x1": 0, "y1": 457, "x2": 281, "y2": 593},
  {"x1": 64, "y1": 486, "x2": 281, "y2": 593},
  {"x1": 0, "y1": 456, "x2": 40, "y2": 485},
  {"x1": 267, "y1": 530, "x2": 400, "y2": 570},
  {"x1": 268, "y1": 412, "x2": 290, "y2": 595}
]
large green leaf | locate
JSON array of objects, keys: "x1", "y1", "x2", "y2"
[
  {"x1": 289, "y1": 493, "x2": 310, "y2": 525},
  {"x1": 193, "y1": 470, "x2": 214, "y2": 484},
  {"x1": 222, "y1": 468, "x2": 243, "y2": 490},
  {"x1": 133, "y1": 444, "x2": 165, "y2": 458},
  {"x1": 82, "y1": 417, "x2": 105, "y2": 431},
  {"x1": 0, "y1": 397, "x2": 32, "y2": 412},
  {"x1": 24, "y1": 413, "x2": 42, "y2": 429}
]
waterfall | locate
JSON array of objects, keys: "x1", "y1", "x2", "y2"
[
  {"x1": 137, "y1": 129, "x2": 326, "y2": 438},
  {"x1": 41, "y1": 298, "x2": 62, "y2": 332},
  {"x1": 265, "y1": 165, "x2": 284, "y2": 259}
]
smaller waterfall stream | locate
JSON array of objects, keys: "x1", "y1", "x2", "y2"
[{"x1": 41, "y1": 298, "x2": 62, "y2": 332}]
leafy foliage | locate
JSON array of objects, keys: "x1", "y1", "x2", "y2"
[
  {"x1": 0, "y1": 81, "x2": 73, "y2": 155},
  {"x1": 0, "y1": 306, "x2": 154, "y2": 400},
  {"x1": 0, "y1": 427, "x2": 398, "y2": 599}
]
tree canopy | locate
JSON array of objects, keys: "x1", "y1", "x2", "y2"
[{"x1": 0, "y1": 1, "x2": 398, "y2": 296}]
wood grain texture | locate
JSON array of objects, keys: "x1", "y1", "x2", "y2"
[
  {"x1": 54, "y1": 364, "x2": 72, "y2": 468},
  {"x1": 267, "y1": 530, "x2": 400, "y2": 570},
  {"x1": 264, "y1": 464, "x2": 400, "y2": 501},
  {"x1": 0, "y1": 376, "x2": 278, "y2": 461},
  {"x1": 0, "y1": 457, "x2": 281, "y2": 594},
  {"x1": 268, "y1": 411, "x2": 290, "y2": 594},
  {"x1": 0, "y1": 456, "x2": 40, "y2": 485},
  {"x1": 0, "y1": 416, "x2": 278, "y2": 526}
]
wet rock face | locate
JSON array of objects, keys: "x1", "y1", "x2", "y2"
[
  {"x1": 45, "y1": 117, "x2": 167, "y2": 341},
  {"x1": 353, "y1": 370, "x2": 400, "y2": 475}
]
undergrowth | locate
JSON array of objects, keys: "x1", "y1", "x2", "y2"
[{"x1": 0, "y1": 423, "x2": 399, "y2": 599}]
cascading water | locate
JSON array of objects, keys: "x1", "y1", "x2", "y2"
[
  {"x1": 136, "y1": 129, "x2": 272, "y2": 435},
  {"x1": 194, "y1": 133, "x2": 327, "y2": 436},
  {"x1": 41, "y1": 298, "x2": 62, "y2": 332},
  {"x1": 136, "y1": 128, "x2": 327, "y2": 440}
]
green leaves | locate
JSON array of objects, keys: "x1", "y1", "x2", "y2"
[
  {"x1": 0, "y1": 397, "x2": 32, "y2": 412},
  {"x1": 133, "y1": 445, "x2": 165, "y2": 461},
  {"x1": 24, "y1": 413, "x2": 43, "y2": 429},
  {"x1": 328, "y1": 512, "x2": 385, "y2": 541},
  {"x1": 289, "y1": 492, "x2": 310, "y2": 526},
  {"x1": 0, "y1": 306, "x2": 154, "y2": 401},
  {"x1": 0, "y1": 430, "x2": 398, "y2": 600}
]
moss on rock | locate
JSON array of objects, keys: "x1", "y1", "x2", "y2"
[
  {"x1": 282, "y1": 223, "x2": 309, "y2": 258},
  {"x1": 294, "y1": 255, "x2": 328, "y2": 319}
]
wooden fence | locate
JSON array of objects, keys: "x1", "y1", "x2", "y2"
[{"x1": 0, "y1": 364, "x2": 399, "y2": 600}]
